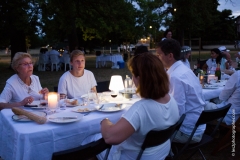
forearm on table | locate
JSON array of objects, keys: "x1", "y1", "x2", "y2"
[{"x1": 0, "y1": 102, "x2": 22, "y2": 110}]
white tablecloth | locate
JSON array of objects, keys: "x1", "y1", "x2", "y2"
[
  {"x1": 96, "y1": 54, "x2": 123, "y2": 68},
  {"x1": 0, "y1": 97, "x2": 140, "y2": 160}
]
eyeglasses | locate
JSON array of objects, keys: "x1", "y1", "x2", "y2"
[{"x1": 19, "y1": 62, "x2": 34, "y2": 67}]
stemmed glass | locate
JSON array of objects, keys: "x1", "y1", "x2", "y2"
[
  {"x1": 88, "y1": 90, "x2": 99, "y2": 104},
  {"x1": 59, "y1": 94, "x2": 67, "y2": 110}
]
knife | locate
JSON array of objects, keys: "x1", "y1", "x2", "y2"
[
  {"x1": 98, "y1": 104, "x2": 104, "y2": 110},
  {"x1": 49, "y1": 116, "x2": 78, "y2": 120}
]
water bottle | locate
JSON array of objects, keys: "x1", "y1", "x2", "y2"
[
  {"x1": 124, "y1": 75, "x2": 132, "y2": 93},
  {"x1": 210, "y1": 59, "x2": 217, "y2": 74}
]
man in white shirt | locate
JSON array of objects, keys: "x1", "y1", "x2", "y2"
[
  {"x1": 156, "y1": 39, "x2": 206, "y2": 143},
  {"x1": 205, "y1": 71, "x2": 240, "y2": 125}
]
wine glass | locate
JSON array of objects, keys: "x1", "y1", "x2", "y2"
[
  {"x1": 88, "y1": 90, "x2": 99, "y2": 104},
  {"x1": 59, "y1": 94, "x2": 67, "y2": 110},
  {"x1": 110, "y1": 90, "x2": 118, "y2": 98},
  {"x1": 40, "y1": 93, "x2": 48, "y2": 107}
]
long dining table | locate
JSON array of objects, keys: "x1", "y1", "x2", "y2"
[
  {"x1": 0, "y1": 86, "x2": 224, "y2": 160},
  {"x1": 96, "y1": 54, "x2": 123, "y2": 68},
  {"x1": 0, "y1": 96, "x2": 140, "y2": 160}
]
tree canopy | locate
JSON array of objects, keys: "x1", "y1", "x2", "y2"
[{"x1": 0, "y1": 0, "x2": 238, "y2": 58}]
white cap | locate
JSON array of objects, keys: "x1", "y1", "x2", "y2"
[{"x1": 218, "y1": 46, "x2": 230, "y2": 52}]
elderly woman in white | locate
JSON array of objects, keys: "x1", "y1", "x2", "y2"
[{"x1": 0, "y1": 52, "x2": 49, "y2": 110}]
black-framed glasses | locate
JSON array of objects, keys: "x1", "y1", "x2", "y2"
[{"x1": 19, "y1": 62, "x2": 34, "y2": 67}]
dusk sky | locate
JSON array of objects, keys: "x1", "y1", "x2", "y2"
[{"x1": 218, "y1": 0, "x2": 240, "y2": 17}]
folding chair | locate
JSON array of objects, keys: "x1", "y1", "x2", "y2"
[
  {"x1": 211, "y1": 116, "x2": 240, "y2": 155},
  {"x1": 50, "y1": 54, "x2": 60, "y2": 71},
  {"x1": 172, "y1": 103, "x2": 231, "y2": 160},
  {"x1": 62, "y1": 54, "x2": 71, "y2": 71},
  {"x1": 38, "y1": 54, "x2": 49, "y2": 71},
  {"x1": 96, "y1": 81, "x2": 110, "y2": 92},
  {"x1": 136, "y1": 114, "x2": 186, "y2": 160},
  {"x1": 52, "y1": 138, "x2": 111, "y2": 160}
]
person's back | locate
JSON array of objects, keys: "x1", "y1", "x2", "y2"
[
  {"x1": 156, "y1": 39, "x2": 206, "y2": 143},
  {"x1": 168, "y1": 61, "x2": 206, "y2": 140}
]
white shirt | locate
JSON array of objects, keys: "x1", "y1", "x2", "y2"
[
  {"x1": 108, "y1": 97, "x2": 179, "y2": 160},
  {"x1": 0, "y1": 74, "x2": 43, "y2": 103},
  {"x1": 182, "y1": 59, "x2": 190, "y2": 69},
  {"x1": 167, "y1": 61, "x2": 206, "y2": 136},
  {"x1": 58, "y1": 70, "x2": 97, "y2": 98},
  {"x1": 206, "y1": 58, "x2": 227, "y2": 71},
  {"x1": 216, "y1": 71, "x2": 240, "y2": 125}
]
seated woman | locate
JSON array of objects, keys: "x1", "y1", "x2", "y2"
[
  {"x1": 180, "y1": 46, "x2": 191, "y2": 68},
  {"x1": 0, "y1": 52, "x2": 49, "y2": 110},
  {"x1": 205, "y1": 70, "x2": 240, "y2": 125},
  {"x1": 58, "y1": 50, "x2": 97, "y2": 99},
  {"x1": 82, "y1": 53, "x2": 180, "y2": 160},
  {"x1": 202, "y1": 48, "x2": 225, "y2": 74}
]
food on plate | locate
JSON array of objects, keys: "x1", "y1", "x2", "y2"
[
  {"x1": 66, "y1": 99, "x2": 78, "y2": 105},
  {"x1": 77, "y1": 108, "x2": 90, "y2": 112}
]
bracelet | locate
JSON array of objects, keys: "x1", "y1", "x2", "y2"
[{"x1": 100, "y1": 118, "x2": 109, "y2": 125}]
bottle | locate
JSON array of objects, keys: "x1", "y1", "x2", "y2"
[
  {"x1": 215, "y1": 63, "x2": 221, "y2": 80},
  {"x1": 211, "y1": 59, "x2": 217, "y2": 74},
  {"x1": 124, "y1": 75, "x2": 131, "y2": 92}
]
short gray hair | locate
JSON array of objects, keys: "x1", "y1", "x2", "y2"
[{"x1": 11, "y1": 52, "x2": 32, "y2": 72}]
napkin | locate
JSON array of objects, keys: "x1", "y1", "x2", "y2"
[{"x1": 12, "y1": 107, "x2": 47, "y2": 124}]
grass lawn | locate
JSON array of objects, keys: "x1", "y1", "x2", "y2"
[{"x1": 0, "y1": 49, "x2": 238, "y2": 92}]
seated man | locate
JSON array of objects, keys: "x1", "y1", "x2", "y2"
[
  {"x1": 205, "y1": 70, "x2": 240, "y2": 125},
  {"x1": 58, "y1": 50, "x2": 97, "y2": 99},
  {"x1": 156, "y1": 39, "x2": 206, "y2": 143}
]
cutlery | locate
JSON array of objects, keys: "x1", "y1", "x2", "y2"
[
  {"x1": 98, "y1": 104, "x2": 104, "y2": 110},
  {"x1": 49, "y1": 117, "x2": 78, "y2": 120}
]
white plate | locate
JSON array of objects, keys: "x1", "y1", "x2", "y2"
[
  {"x1": 72, "y1": 105, "x2": 97, "y2": 113},
  {"x1": 97, "y1": 103, "x2": 125, "y2": 112},
  {"x1": 12, "y1": 111, "x2": 47, "y2": 122},
  {"x1": 48, "y1": 112, "x2": 83, "y2": 123}
]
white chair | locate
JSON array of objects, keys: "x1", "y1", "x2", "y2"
[
  {"x1": 38, "y1": 54, "x2": 49, "y2": 71},
  {"x1": 50, "y1": 54, "x2": 60, "y2": 71},
  {"x1": 62, "y1": 54, "x2": 71, "y2": 71}
]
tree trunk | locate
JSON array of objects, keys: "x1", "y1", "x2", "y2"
[
  {"x1": 10, "y1": 29, "x2": 26, "y2": 66},
  {"x1": 68, "y1": 17, "x2": 78, "y2": 52}
]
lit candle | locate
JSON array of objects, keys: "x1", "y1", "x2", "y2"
[
  {"x1": 48, "y1": 93, "x2": 58, "y2": 109},
  {"x1": 207, "y1": 75, "x2": 215, "y2": 83}
]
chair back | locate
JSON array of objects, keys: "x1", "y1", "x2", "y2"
[
  {"x1": 50, "y1": 54, "x2": 60, "y2": 64},
  {"x1": 172, "y1": 103, "x2": 231, "y2": 160},
  {"x1": 39, "y1": 54, "x2": 49, "y2": 64},
  {"x1": 52, "y1": 138, "x2": 111, "y2": 160},
  {"x1": 63, "y1": 54, "x2": 70, "y2": 63},
  {"x1": 96, "y1": 81, "x2": 110, "y2": 92},
  {"x1": 195, "y1": 103, "x2": 231, "y2": 132},
  {"x1": 136, "y1": 114, "x2": 186, "y2": 160}
]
